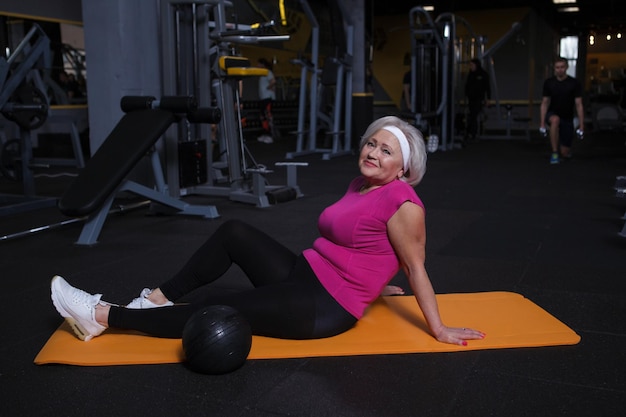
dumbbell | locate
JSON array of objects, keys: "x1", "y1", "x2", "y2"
[{"x1": 576, "y1": 128, "x2": 584, "y2": 140}]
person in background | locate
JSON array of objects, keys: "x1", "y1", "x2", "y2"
[
  {"x1": 464, "y1": 58, "x2": 491, "y2": 142},
  {"x1": 256, "y1": 58, "x2": 276, "y2": 144},
  {"x1": 540, "y1": 57, "x2": 585, "y2": 164}
]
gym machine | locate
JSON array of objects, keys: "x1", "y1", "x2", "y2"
[
  {"x1": 160, "y1": 0, "x2": 305, "y2": 208},
  {"x1": 320, "y1": 0, "x2": 354, "y2": 160},
  {"x1": 470, "y1": 21, "x2": 527, "y2": 141},
  {"x1": 0, "y1": 24, "x2": 56, "y2": 215},
  {"x1": 405, "y1": 7, "x2": 523, "y2": 148},
  {"x1": 404, "y1": 7, "x2": 449, "y2": 149},
  {"x1": 57, "y1": 95, "x2": 222, "y2": 245},
  {"x1": 285, "y1": 0, "x2": 320, "y2": 159},
  {"x1": 285, "y1": 0, "x2": 353, "y2": 160}
]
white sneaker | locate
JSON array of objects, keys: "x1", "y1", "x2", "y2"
[
  {"x1": 50, "y1": 275, "x2": 107, "y2": 341},
  {"x1": 126, "y1": 288, "x2": 174, "y2": 309}
]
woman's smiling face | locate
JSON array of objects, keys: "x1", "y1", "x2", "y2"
[{"x1": 358, "y1": 129, "x2": 404, "y2": 186}]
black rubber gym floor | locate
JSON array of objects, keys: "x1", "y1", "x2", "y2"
[{"x1": 1, "y1": 130, "x2": 624, "y2": 416}]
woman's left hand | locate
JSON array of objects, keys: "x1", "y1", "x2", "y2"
[
  {"x1": 381, "y1": 285, "x2": 405, "y2": 296},
  {"x1": 434, "y1": 326, "x2": 486, "y2": 346}
]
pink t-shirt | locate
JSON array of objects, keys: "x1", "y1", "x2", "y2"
[{"x1": 303, "y1": 176, "x2": 424, "y2": 318}]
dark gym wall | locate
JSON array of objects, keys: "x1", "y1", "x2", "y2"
[{"x1": 0, "y1": 0, "x2": 82, "y2": 23}]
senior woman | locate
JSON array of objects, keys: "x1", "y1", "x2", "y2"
[{"x1": 51, "y1": 115, "x2": 485, "y2": 345}]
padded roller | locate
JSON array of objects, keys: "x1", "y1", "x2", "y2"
[
  {"x1": 120, "y1": 96, "x2": 156, "y2": 112},
  {"x1": 159, "y1": 96, "x2": 197, "y2": 113},
  {"x1": 219, "y1": 56, "x2": 250, "y2": 69},
  {"x1": 187, "y1": 107, "x2": 222, "y2": 124}
]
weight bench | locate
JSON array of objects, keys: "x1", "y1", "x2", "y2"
[{"x1": 58, "y1": 96, "x2": 221, "y2": 245}]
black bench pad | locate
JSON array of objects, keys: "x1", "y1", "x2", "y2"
[{"x1": 58, "y1": 109, "x2": 176, "y2": 217}]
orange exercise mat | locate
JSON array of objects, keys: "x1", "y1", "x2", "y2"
[{"x1": 34, "y1": 292, "x2": 580, "y2": 366}]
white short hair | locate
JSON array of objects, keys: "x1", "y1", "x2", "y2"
[{"x1": 359, "y1": 116, "x2": 427, "y2": 186}]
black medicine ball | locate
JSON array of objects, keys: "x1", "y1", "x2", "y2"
[{"x1": 182, "y1": 305, "x2": 252, "y2": 374}]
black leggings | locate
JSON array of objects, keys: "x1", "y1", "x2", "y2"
[{"x1": 108, "y1": 220, "x2": 356, "y2": 339}]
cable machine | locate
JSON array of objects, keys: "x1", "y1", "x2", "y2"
[
  {"x1": 405, "y1": 7, "x2": 448, "y2": 149},
  {"x1": 160, "y1": 0, "x2": 304, "y2": 207},
  {"x1": 285, "y1": 0, "x2": 353, "y2": 160},
  {"x1": 0, "y1": 24, "x2": 55, "y2": 215},
  {"x1": 406, "y1": 7, "x2": 523, "y2": 148},
  {"x1": 285, "y1": 0, "x2": 320, "y2": 159}
]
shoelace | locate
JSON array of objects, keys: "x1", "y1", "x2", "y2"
[
  {"x1": 127, "y1": 289, "x2": 153, "y2": 308},
  {"x1": 70, "y1": 287, "x2": 102, "y2": 309}
]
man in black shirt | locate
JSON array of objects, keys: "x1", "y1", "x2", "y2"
[{"x1": 540, "y1": 57, "x2": 584, "y2": 164}]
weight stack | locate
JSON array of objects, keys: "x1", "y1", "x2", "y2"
[{"x1": 179, "y1": 140, "x2": 208, "y2": 188}]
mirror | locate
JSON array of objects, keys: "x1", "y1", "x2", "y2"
[{"x1": 1, "y1": 13, "x2": 86, "y2": 105}]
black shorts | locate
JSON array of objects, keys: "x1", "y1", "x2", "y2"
[{"x1": 545, "y1": 112, "x2": 574, "y2": 147}]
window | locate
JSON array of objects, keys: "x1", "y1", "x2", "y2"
[{"x1": 559, "y1": 36, "x2": 578, "y2": 77}]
